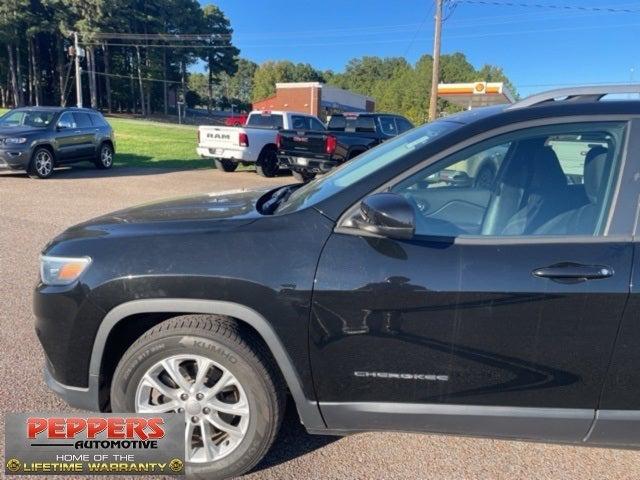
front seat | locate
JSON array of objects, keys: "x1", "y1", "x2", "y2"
[
  {"x1": 482, "y1": 142, "x2": 569, "y2": 235},
  {"x1": 500, "y1": 146, "x2": 570, "y2": 235},
  {"x1": 535, "y1": 146, "x2": 611, "y2": 235}
]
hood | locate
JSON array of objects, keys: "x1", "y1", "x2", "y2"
[
  {"x1": 0, "y1": 126, "x2": 46, "y2": 137},
  {"x1": 49, "y1": 188, "x2": 273, "y2": 245},
  {"x1": 100, "y1": 188, "x2": 267, "y2": 223}
]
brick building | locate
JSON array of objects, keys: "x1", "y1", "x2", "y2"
[{"x1": 253, "y1": 82, "x2": 375, "y2": 119}]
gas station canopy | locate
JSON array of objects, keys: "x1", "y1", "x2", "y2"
[{"x1": 438, "y1": 82, "x2": 515, "y2": 109}]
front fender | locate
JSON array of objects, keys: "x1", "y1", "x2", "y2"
[{"x1": 91, "y1": 298, "x2": 325, "y2": 430}]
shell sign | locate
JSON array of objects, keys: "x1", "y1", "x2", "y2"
[{"x1": 473, "y1": 82, "x2": 487, "y2": 94}]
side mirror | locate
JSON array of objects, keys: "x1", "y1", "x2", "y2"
[
  {"x1": 439, "y1": 169, "x2": 472, "y2": 187},
  {"x1": 353, "y1": 192, "x2": 415, "y2": 240}
]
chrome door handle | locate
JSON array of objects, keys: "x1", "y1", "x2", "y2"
[{"x1": 532, "y1": 262, "x2": 613, "y2": 283}]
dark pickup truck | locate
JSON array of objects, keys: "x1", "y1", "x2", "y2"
[{"x1": 277, "y1": 112, "x2": 414, "y2": 182}]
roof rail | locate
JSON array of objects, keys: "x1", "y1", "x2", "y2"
[{"x1": 507, "y1": 84, "x2": 640, "y2": 110}]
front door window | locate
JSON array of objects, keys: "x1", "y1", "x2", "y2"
[{"x1": 392, "y1": 122, "x2": 626, "y2": 237}]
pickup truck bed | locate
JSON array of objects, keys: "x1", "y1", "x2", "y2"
[{"x1": 277, "y1": 113, "x2": 414, "y2": 182}]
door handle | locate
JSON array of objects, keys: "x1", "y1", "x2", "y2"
[
  {"x1": 532, "y1": 262, "x2": 613, "y2": 282},
  {"x1": 74, "y1": 130, "x2": 82, "y2": 134}
]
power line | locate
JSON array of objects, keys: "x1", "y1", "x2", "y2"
[
  {"x1": 81, "y1": 18, "x2": 640, "y2": 51},
  {"x1": 82, "y1": 42, "x2": 237, "y2": 49},
  {"x1": 403, "y1": 7, "x2": 433, "y2": 57},
  {"x1": 457, "y1": 0, "x2": 640, "y2": 14},
  {"x1": 87, "y1": 70, "x2": 183, "y2": 84}
]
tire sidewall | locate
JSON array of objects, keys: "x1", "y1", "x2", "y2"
[
  {"x1": 111, "y1": 331, "x2": 276, "y2": 479},
  {"x1": 214, "y1": 158, "x2": 238, "y2": 172},
  {"x1": 256, "y1": 148, "x2": 278, "y2": 177}
]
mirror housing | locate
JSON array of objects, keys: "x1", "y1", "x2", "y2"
[
  {"x1": 353, "y1": 192, "x2": 415, "y2": 240},
  {"x1": 437, "y1": 169, "x2": 472, "y2": 187}
]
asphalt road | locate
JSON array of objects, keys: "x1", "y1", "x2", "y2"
[{"x1": 1, "y1": 165, "x2": 638, "y2": 479}]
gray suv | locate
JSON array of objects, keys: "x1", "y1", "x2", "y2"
[{"x1": 0, "y1": 107, "x2": 116, "y2": 179}]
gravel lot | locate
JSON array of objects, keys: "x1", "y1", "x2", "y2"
[{"x1": 1, "y1": 165, "x2": 638, "y2": 479}]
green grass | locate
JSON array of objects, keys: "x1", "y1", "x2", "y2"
[
  {"x1": 0, "y1": 108, "x2": 212, "y2": 169},
  {"x1": 107, "y1": 116, "x2": 210, "y2": 169}
]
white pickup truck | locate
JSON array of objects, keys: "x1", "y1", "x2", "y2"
[{"x1": 197, "y1": 110, "x2": 325, "y2": 177}]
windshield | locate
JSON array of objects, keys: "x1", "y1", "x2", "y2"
[
  {"x1": 276, "y1": 119, "x2": 460, "y2": 214},
  {"x1": 0, "y1": 110, "x2": 56, "y2": 128}
]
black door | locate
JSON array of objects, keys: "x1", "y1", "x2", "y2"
[{"x1": 311, "y1": 120, "x2": 634, "y2": 442}]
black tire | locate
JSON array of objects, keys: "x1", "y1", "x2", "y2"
[
  {"x1": 95, "y1": 142, "x2": 114, "y2": 169},
  {"x1": 292, "y1": 169, "x2": 316, "y2": 183},
  {"x1": 28, "y1": 147, "x2": 55, "y2": 179},
  {"x1": 474, "y1": 164, "x2": 496, "y2": 190},
  {"x1": 110, "y1": 315, "x2": 285, "y2": 480},
  {"x1": 214, "y1": 158, "x2": 239, "y2": 172},
  {"x1": 255, "y1": 147, "x2": 279, "y2": 177},
  {"x1": 348, "y1": 150, "x2": 365, "y2": 160}
]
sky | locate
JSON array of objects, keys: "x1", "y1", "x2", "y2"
[{"x1": 204, "y1": 0, "x2": 640, "y2": 97}]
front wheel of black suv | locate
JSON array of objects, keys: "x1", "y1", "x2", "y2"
[
  {"x1": 292, "y1": 169, "x2": 316, "y2": 183},
  {"x1": 110, "y1": 315, "x2": 285, "y2": 480},
  {"x1": 214, "y1": 158, "x2": 238, "y2": 172},
  {"x1": 95, "y1": 143, "x2": 114, "y2": 169},
  {"x1": 28, "y1": 147, "x2": 55, "y2": 179}
]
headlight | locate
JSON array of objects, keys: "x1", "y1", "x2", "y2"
[
  {"x1": 40, "y1": 255, "x2": 92, "y2": 286},
  {"x1": 5, "y1": 137, "x2": 27, "y2": 144}
]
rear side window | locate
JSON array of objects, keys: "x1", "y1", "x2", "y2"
[
  {"x1": 246, "y1": 113, "x2": 284, "y2": 129},
  {"x1": 57, "y1": 112, "x2": 76, "y2": 129},
  {"x1": 396, "y1": 117, "x2": 414, "y2": 133},
  {"x1": 90, "y1": 114, "x2": 108, "y2": 127},
  {"x1": 378, "y1": 117, "x2": 398, "y2": 136},
  {"x1": 73, "y1": 113, "x2": 92, "y2": 128}
]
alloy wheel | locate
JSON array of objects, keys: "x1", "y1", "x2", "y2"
[
  {"x1": 101, "y1": 146, "x2": 113, "y2": 167},
  {"x1": 135, "y1": 354, "x2": 250, "y2": 463},
  {"x1": 35, "y1": 150, "x2": 53, "y2": 177}
]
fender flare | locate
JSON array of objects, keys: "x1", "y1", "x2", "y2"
[{"x1": 90, "y1": 298, "x2": 325, "y2": 429}]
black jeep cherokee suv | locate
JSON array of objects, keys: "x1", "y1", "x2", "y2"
[{"x1": 35, "y1": 86, "x2": 640, "y2": 479}]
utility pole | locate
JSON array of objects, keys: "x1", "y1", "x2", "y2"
[
  {"x1": 428, "y1": 0, "x2": 443, "y2": 121},
  {"x1": 74, "y1": 32, "x2": 83, "y2": 108}
]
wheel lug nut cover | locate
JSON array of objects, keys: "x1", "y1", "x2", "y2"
[
  {"x1": 191, "y1": 416, "x2": 198, "y2": 423},
  {"x1": 180, "y1": 393, "x2": 188, "y2": 400},
  {"x1": 196, "y1": 393, "x2": 204, "y2": 400},
  {"x1": 202, "y1": 407, "x2": 210, "y2": 414}
]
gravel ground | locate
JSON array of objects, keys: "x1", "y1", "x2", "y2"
[{"x1": 1, "y1": 165, "x2": 638, "y2": 479}]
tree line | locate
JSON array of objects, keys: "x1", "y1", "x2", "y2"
[
  {"x1": 0, "y1": 0, "x2": 515, "y2": 124},
  {"x1": 0, "y1": 0, "x2": 238, "y2": 114},
  {"x1": 189, "y1": 53, "x2": 516, "y2": 125}
]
